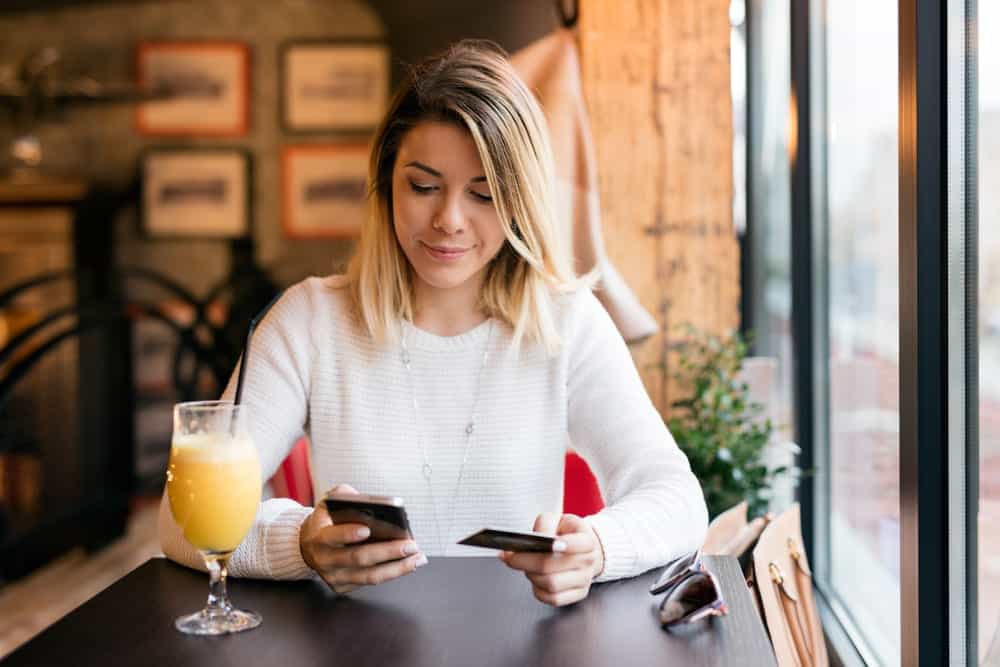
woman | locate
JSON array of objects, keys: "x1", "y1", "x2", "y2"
[{"x1": 159, "y1": 40, "x2": 707, "y2": 607}]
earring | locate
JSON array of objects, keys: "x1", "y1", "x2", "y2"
[{"x1": 511, "y1": 220, "x2": 520, "y2": 238}]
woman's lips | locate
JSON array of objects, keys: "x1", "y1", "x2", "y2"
[{"x1": 421, "y1": 242, "x2": 470, "y2": 262}]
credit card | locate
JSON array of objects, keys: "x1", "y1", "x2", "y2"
[{"x1": 457, "y1": 528, "x2": 557, "y2": 552}]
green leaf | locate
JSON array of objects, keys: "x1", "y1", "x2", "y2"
[{"x1": 666, "y1": 324, "x2": 800, "y2": 516}]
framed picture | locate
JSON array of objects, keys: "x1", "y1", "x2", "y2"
[
  {"x1": 141, "y1": 147, "x2": 252, "y2": 238},
  {"x1": 280, "y1": 39, "x2": 389, "y2": 133},
  {"x1": 281, "y1": 144, "x2": 368, "y2": 239},
  {"x1": 136, "y1": 41, "x2": 250, "y2": 136}
]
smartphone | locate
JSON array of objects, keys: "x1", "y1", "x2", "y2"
[
  {"x1": 457, "y1": 528, "x2": 556, "y2": 553},
  {"x1": 323, "y1": 493, "x2": 413, "y2": 543}
]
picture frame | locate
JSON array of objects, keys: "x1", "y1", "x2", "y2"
[
  {"x1": 135, "y1": 41, "x2": 251, "y2": 137},
  {"x1": 281, "y1": 144, "x2": 369, "y2": 239},
  {"x1": 141, "y1": 147, "x2": 252, "y2": 238},
  {"x1": 280, "y1": 39, "x2": 389, "y2": 134}
]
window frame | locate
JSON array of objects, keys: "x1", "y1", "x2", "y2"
[{"x1": 754, "y1": 0, "x2": 981, "y2": 664}]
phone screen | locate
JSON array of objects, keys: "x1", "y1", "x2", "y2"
[{"x1": 324, "y1": 497, "x2": 413, "y2": 543}]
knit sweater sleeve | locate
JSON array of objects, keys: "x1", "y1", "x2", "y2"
[
  {"x1": 158, "y1": 279, "x2": 321, "y2": 580},
  {"x1": 566, "y1": 291, "x2": 708, "y2": 581}
]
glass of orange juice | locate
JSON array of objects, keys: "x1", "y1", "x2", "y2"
[{"x1": 167, "y1": 400, "x2": 262, "y2": 635}]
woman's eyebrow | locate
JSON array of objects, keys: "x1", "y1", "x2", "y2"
[
  {"x1": 404, "y1": 161, "x2": 442, "y2": 177},
  {"x1": 404, "y1": 161, "x2": 487, "y2": 184}
]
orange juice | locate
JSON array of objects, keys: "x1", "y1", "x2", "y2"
[{"x1": 167, "y1": 433, "x2": 261, "y2": 553}]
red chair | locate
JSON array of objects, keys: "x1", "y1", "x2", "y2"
[
  {"x1": 268, "y1": 439, "x2": 605, "y2": 517},
  {"x1": 562, "y1": 449, "x2": 604, "y2": 517},
  {"x1": 268, "y1": 437, "x2": 315, "y2": 507}
]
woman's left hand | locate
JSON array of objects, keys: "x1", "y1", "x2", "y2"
[{"x1": 498, "y1": 512, "x2": 605, "y2": 607}]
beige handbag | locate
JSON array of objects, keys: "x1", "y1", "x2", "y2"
[
  {"x1": 703, "y1": 500, "x2": 770, "y2": 621},
  {"x1": 703, "y1": 501, "x2": 769, "y2": 570},
  {"x1": 703, "y1": 500, "x2": 750, "y2": 554},
  {"x1": 752, "y1": 504, "x2": 828, "y2": 667}
]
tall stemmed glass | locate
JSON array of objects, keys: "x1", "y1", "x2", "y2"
[{"x1": 166, "y1": 400, "x2": 262, "y2": 635}]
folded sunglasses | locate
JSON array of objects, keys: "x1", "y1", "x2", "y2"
[{"x1": 649, "y1": 550, "x2": 729, "y2": 627}]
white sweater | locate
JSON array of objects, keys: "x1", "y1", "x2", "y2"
[{"x1": 158, "y1": 275, "x2": 708, "y2": 582}]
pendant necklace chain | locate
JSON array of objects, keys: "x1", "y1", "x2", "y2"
[{"x1": 400, "y1": 320, "x2": 494, "y2": 556}]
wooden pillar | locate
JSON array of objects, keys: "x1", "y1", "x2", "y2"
[{"x1": 578, "y1": 0, "x2": 739, "y2": 416}]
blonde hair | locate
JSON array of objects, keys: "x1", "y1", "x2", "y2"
[{"x1": 346, "y1": 39, "x2": 591, "y2": 355}]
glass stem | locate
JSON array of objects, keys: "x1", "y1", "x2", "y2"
[{"x1": 204, "y1": 553, "x2": 233, "y2": 615}]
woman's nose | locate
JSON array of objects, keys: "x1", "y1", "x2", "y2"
[{"x1": 432, "y1": 194, "x2": 466, "y2": 234}]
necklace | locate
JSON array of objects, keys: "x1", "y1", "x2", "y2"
[{"x1": 400, "y1": 319, "x2": 494, "y2": 556}]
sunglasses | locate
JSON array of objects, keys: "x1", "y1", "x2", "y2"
[{"x1": 649, "y1": 550, "x2": 728, "y2": 627}]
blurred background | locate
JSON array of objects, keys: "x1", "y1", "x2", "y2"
[{"x1": 0, "y1": 0, "x2": 995, "y2": 664}]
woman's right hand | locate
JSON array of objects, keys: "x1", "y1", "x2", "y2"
[{"x1": 298, "y1": 484, "x2": 427, "y2": 593}]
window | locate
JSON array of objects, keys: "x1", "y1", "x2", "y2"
[
  {"x1": 979, "y1": 4, "x2": 1000, "y2": 663},
  {"x1": 822, "y1": 3, "x2": 901, "y2": 662},
  {"x1": 751, "y1": 0, "x2": 980, "y2": 661},
  {"x1": 746, "y1": 0, "x2": 795, "y2": 509}
]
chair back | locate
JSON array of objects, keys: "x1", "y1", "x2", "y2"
[
  {"x1": 562, "y1": 450, "x2": 604, "y2": 516},
  {"x1": 268, "y1": 437, "x2": 313, "y2": 506},
  {"x1": 268, "y1": 443, "x2": 606, "y2": 518}
]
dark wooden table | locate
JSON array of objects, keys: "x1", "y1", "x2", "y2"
[{"x1": 7, "y1": 555, "x2": 776, "y2": 666}]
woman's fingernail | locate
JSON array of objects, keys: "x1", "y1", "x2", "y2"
[
  {"x1": 553, "y1": 540, "x2": 568, "y2": 552},
  {"x1": 403, "y1": 542, "x2": 419, "y2": 555},
  {"x1": 415, "y1": 554, "x2": 429, "y2": 567},
  {"x1": 355, "y1": 527, "x2": 370, "y2": 540}
]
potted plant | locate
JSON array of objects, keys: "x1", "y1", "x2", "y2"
[{"x1": 666, "y1": 327, "x2": 797, "y2": 518}]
